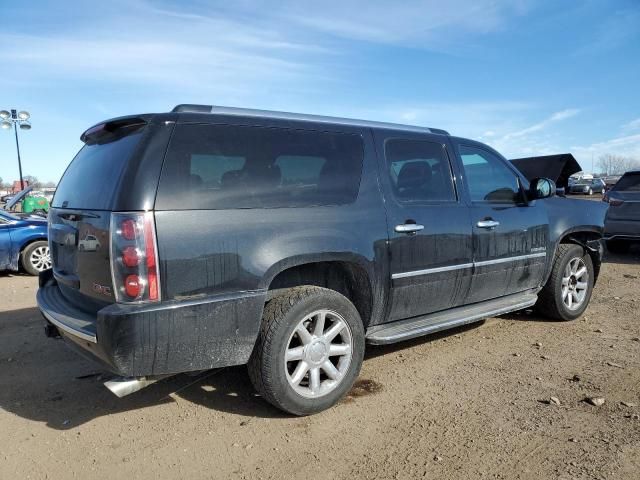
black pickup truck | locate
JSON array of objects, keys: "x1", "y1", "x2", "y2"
[{"x1": 37, "y1": 105, "x2": 607, "y2": 415}]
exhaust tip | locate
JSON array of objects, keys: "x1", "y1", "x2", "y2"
[{"x1": 104, "y1": 375, "x2": 170, "y2": 398}]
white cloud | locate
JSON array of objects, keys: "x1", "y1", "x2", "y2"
[
  {"x1": 501, "y1": 108, "x2": 581, "y2": 140},
  {"x1": 571, "y1": 133, "x2": 640, "y2": 160},
  {"x1": 622, "y1": 118, "x2": 640, "y2": 133},
  {"x1": 281, "y1": 0, "x2": 533, "y2": 48}
]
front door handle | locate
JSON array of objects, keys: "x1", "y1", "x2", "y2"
[
  {"x1": 477, "y1": 219, "x2": 500, "y2": 229},
  {"x1": 395, "y1": 223, "x2": 425, "y2": 234}
]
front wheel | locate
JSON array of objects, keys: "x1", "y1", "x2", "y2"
[
  {"x1": 248, "y1": 286, "x2": 365, "y2": 415},
  {"x1": 588, "y1": 188, "x2": 593, "y2": 195},
  {"x1": 21, "y1": 241, "x2": 51, "y2": 276},
  {"x1": 536, "y1": 244, "x2": 594, "y2": 321}
]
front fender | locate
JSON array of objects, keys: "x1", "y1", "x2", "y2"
[{"x1": 542, "y1": 196, "x2": 607, "y2": 284}]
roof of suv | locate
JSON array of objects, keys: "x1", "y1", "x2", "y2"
[
  {"x1": 169, "y1": 104, "x2": 450, "y2": 136},
  {"x1": 81, "y1": 104, "x2": 452, "y2": 142}
]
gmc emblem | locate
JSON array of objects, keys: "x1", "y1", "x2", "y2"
[{"x1": 93, "y1": 283, "x2": 112, "y2": 296}]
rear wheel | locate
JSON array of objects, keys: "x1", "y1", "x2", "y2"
[
  {"x1": 536, "y1": 244, "x2": 594, "y2": 321},
  {"x1": 21, "y1": 241, "x2": 51, "y2": 276},
  {"x1": 248, "y1": 286, "x2": 365, "y2": 415},
  {"x1": 588, "y1": 188, "x2": 593, "y2": 195}
]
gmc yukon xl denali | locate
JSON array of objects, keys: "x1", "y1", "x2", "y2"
[{"x1": 38, "y1": 104, "x2": 607, "y2": 415}]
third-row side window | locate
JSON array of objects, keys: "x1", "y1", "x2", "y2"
[{"x1": 156, "y1": 124, "x2": 364, "y2": 210}]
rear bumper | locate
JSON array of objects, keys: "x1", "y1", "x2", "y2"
[{"x1": 37, "y1": 277, "x2": 265, "y2": 377}]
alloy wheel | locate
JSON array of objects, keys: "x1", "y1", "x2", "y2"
[
  {"x1": 284, "y1": 309, "x2": 353, "y2": 398},
  {"x1": 561, "y1": 257, "x2": 588, "y2": 310},
  {"x1": 30, "y1": 245, "x2": 51, "y2": 272}
]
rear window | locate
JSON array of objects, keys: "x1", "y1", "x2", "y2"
[
  {"x1": 53, "y1": 125, "x2": 145, "y2": 209},
  {"x1": 156, "y1": 124, "x2": 363, "y2": 210},
  {"x1": 613, "y1": 173, "x2": 640, "y2": 192}
]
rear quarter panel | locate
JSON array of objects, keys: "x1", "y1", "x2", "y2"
[{"x1": 154, "y1": 124, "x2": 390, "y2": 328}]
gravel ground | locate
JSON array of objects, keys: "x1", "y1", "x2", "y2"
[{"x1": 1, "y1": 243, "x2": 639, "y2": 479}]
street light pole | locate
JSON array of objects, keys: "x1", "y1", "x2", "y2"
[
  {"x1": 0, "y1": 108, "x2": 31, "y2": 191},
  {"x1": 11, "y1": 110, "x2": 25, "y2": 190}
]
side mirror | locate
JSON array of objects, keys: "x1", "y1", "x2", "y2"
[{"x1": 528, "y1": 177, "x2": 556, "y2": 200}]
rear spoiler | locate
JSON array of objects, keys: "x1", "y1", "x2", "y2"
[
  {"x1": 81, "y1": 117, "x2": 149, "y2": 145},
  {"x1": 510, "y1": 153, "x2": 581, "y2": 189}
]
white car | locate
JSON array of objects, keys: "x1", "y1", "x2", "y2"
[{"x1": 78, "y1": 234, "x2": 100, "y2": 252}]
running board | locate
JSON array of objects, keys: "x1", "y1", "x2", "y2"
[{"x1": 366, "y1": 291, "x2": 538, "y2": 345}]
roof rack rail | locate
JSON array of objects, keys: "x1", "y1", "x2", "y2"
[
  {"x1": 171, "y1": 104, "x2": 213, "y2": 113},
  {"x1": 169, "y1": 104, "x2": 449, "y2": 135}
]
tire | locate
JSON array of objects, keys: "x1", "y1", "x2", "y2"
[
  {"x1": 21, "y1": 241, "x2": 52, "y2": 276},
  {"x1": 606, "y1": 239, "x2": 630, "y2": 254},
  {"x1": 248, "y1": 286, "x2": 365, "y2": 415},
  {"x1": 536, "y1": 244, "x2": 594, "y2": 321},
  {"x1": 33, "y1": 209, "x2": 47, "y2": 217}
]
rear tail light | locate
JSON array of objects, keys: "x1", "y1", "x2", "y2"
[{"x1": 110, "y1": 212, "x2": 161, "y2": 303}]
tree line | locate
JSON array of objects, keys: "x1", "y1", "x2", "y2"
[
  {"x1": 0, "y1": 175, "x2": 57, "y2": 189},
  {"x1": 596, "y1": 154, "x2": 640, "y2": 176}
]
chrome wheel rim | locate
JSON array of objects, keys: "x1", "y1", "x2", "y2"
[
  {"x1": 30, "y1": 245, "x2": 51, "y2": 272},
  {"x1": 284, "y1": 309, "x2": 353, "y2": 399},
  {"x1": 561, "y1": 257, "x2": 588, "y2": 310}
]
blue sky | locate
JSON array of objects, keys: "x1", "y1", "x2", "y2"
[{"x1": 1, "y1": 0, "x2": 639, "y2": 183}]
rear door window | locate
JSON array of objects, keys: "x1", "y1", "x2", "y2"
[
  {"x1": 156, "y1": 124, "x2": 364, "y2": 210},
  {"x1": 384, "y1": 139, "x2": 456, "y2": 202}
]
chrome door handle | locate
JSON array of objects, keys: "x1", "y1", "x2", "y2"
[
  {"x1": 395, "y1": 223, "x2": 425, "y2": 234},
  {"x1": 477, "y1": 220, "x2": 500, "y2": 229}
]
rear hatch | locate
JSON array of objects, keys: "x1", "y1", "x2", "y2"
[
  {"x1": 607, "y1": 172, "x2": 640, "y2": 222},
  {"x1": 49, "y1": 120, "x2": 148, "y2": 313}
]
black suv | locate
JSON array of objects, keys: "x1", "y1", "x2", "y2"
[{"x1": 38, "y1": 105, "x2": 607, "y2": 415}]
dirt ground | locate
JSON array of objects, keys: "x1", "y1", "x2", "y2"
[{"x1": 1, "y1": 246, "x2": 639, "y2": 479}]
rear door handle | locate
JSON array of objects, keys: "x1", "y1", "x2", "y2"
[
  {"x1": 395, "y1": 223, "x2": 425, "y2": 234},
  {"x1": 476, "y1": 219, "x2": 500, "y2": 229}
]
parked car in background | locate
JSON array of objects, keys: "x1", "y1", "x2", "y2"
[
  {"x1": 0, "y1": 210, "x2": 50, "y2": 275},
  {"x1": 38, "y1": 104, "x2": 607, "y2": 415},
  {"x1": 78, "y1": 234, "x2": 100, "y2": 252},
  {"x1": 3, "y1": 187, "x2": 49, "y2": 216},
  {"x1": 604, "y1": 171, "x2": 640, "y2": 253},
  {"x1": 1, "y1": 193, "x2": 15, "y2": 204},
  {"x1": 568, "y1": 178, "x2": 606, "y2": 195}
]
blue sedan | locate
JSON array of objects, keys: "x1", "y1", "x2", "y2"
[{"x1": 0, "y1": 210, "x2": 50, "y2": 275}]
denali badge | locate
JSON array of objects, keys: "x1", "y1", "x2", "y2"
[{"x1": 93, "y1": 283, "x2": 112, "y2": 296}]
